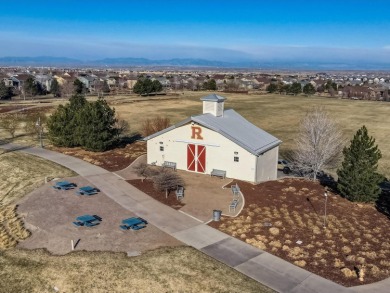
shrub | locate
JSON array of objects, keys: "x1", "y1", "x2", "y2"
[
  {"x1": 269, "y1": 227, "x2": 280, "y2": 236},
  {"x1": 0, "y1": 113, "x2": 20, "y2": 138},
  {"x1": 152, "y1": 169, "x2": 184, "y2": 198}
]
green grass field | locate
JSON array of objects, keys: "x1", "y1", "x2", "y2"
[{"x1": 111, "y1": 91, "x2": 390, "y2": 177}]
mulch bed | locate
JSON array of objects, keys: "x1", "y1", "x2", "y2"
[
  {"x1": 48, "y1": 141, "x2": 147, "y2": 172},
  {"x1": 128, "y1": 179, "x2": 185, "y2": 210},
  {"x1": 209, "y1": 178, "x2": 390, "y2": 287}
]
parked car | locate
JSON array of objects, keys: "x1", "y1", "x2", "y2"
[
  {"x1": 379, "y1": 181, "x2": 390, "y2": 193},
  {"x1": 277, "y1": 159, "x2": 291, "y2": 174}
]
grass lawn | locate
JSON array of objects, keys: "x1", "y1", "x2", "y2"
[{"x1": 0, "y1": 247, "x2": 273, "y2": 293}]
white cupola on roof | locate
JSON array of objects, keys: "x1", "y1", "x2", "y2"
[{"x1": 201, "y1": 94, "x2": 226, "y2": 117}]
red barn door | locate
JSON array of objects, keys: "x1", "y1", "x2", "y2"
[
  {"x1": 197, "y1": 145, "x2": 206, "y2": 173},
  {"x1": 187, "y1": 144, "x2": 196, "y2": 171},
  {"x1": 187, "y1": 144, "x2": 206, "y2": 173}
]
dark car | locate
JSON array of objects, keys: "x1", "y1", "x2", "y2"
[{"x1": 277, "y1": 159, "x2": 291, "y2": 174}]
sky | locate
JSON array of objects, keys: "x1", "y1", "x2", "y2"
[{"x1": 1, "y1": 0, "x2": 390, "y2": 65}]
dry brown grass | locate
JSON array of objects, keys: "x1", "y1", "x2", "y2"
[
  {"x1": 2, "y1": 92, "x2": 390, "y2": 176},
  {"x1": 0, "y1": 151, "x2": 76, "y2": 206},
  {"x1": 0, "y1": 151, "x2": 75, "y2": 250},
  {"x1": 0, "y1": 247, "x2": 274, "y2": 293},
  {"x1": 0, "y1": 205, "x2": 30, "y2": 249},
  {"x1": 106, "y1": 92, "x2": 390, "y2": 177}
]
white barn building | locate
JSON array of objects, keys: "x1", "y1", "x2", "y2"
[{"x1": 144, "y1": 94, "x2": 282, "y2": 183}]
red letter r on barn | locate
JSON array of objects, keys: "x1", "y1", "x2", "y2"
[{"x1": 191, "y1": 126, "x2": 203, "y2": 140}]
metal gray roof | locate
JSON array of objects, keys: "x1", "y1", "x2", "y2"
[
  {"x1": 200, "y1": 94, "x2": 226, "y2": 102},
  {"x1": 144, "y1": 109, "x2": 281, "y2": 156}
]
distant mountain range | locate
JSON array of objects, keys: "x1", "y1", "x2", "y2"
[
  {"x1": 1, "y1": 56, "x2": 390, "y2": 70},
  {"x1": 0, "y1": 56, "x2": 234, "y2": 67}
]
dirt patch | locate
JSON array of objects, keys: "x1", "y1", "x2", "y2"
[
  {"x1": 0, "y1": 105, "x2": 54, "y2": 114},
  {"x1": 209, "y1": 178, "x2": 390, "y2": 286},
  {"x1": 0, "y1": 105, "x2": 26, "y2": 113},
  {"x1": 129, "y1": 179, "x2": 185, "y2": 210},
  {"x1": 48, "y1": 141, "x2": 147, "y2": 172}
]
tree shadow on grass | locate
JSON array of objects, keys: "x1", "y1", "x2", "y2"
[
  {"x1": 113, "y1": 133, "x2": 143, "y2": 149},
  {"x1": 318, "y1": 172, "x2": 338, "y2": 193}
]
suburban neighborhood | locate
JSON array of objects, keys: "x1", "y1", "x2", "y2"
[{"x1": 2, "y1": 66, "x2": 390, "y2": 101}]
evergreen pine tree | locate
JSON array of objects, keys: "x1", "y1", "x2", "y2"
[
  {"x1": 102, "y1": 80, "x2": 110, "y2": 93},
  {"x1": 73, "y1": 79, "x2": 86, "y2": 94},
  {"x1": 303, "y1": 83, "x2": 316, "y2": 96},
  {"x1": 76, "y1": 98, "x2": 118, "y2": 151},
  {"x1": 47, "y1": 94, "x2": 87, "y2": 147},
  {"x1": 0, "y1": 81, "x2": 12, "y2": 100},
  {"x1": 50, "y1": 78, "x2": 61, "y2": 97},
  {"x1": 337, "y1": 125, "x2": 383, "y2": 202}
]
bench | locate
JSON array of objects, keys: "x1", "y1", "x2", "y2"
[
  {"x1": 231, "y1": 183, "x2": 240, "y2": 197},
  {"x1": 72, "y1": 221, "x2": 84, "y2": 227},
  {"x1": 162, "y1": 161, "x2": 177, "y2": 171},
  {"x1": 120, "y1": 225, "x2": 130, "y2": 231},
  {"x1": 85, "y1": 221, "x2": 100, "y2": 227},
  {"x1": 229, "y1": 199, "x2": 239, "y2": 212},
  {"x1": 176, "y1": 186, "x2": 184, "y2": 200},
  {"x1": 132, "y1": 223, "x2": 147, "y2": 230},
  {"x1": 211, "y1": 169, "x2": 226, "y2": 179}
]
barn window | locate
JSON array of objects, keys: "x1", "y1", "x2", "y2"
[
  {"x1": 234, "y1": 156, "x2": 239, "y2": 162},
  {"x1": 160, "y1": 146, "x2": 164, "y2": 151}
]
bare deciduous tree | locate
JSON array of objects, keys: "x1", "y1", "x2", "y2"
[
  {"x1": 61, "y1": 81, "x2": 73, "y2": 99},
  {"x1": 0, "y1": 114, "x2": 20, "y2": 138},
  {"x1": 133, "y1": 162, "x2": 158, "y2": 182},
  {"x1": 114, "y1": 115, "x2": 130, "y2": 138},
  {"x1": 293, "y1": 107, "x2": 344, "y2": 180},
  {"x1": 153, "y1": 169, "x2": 184, "y2": 198},
  {"x1": 141, "y1": 116, "x2": 171, "y2": 137},
  {"x1": 23, "y1": 112, "x2": 47, "y2": 138}
]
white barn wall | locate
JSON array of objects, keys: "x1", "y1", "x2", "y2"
[
  {"x1": 147, "y1": 123, "x2": 277, "y2": 183},
  {"x1": 255, "y1": 146, "x2": 279, "y2": 182}
]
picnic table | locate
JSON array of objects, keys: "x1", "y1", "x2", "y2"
[
  {"x1": 120, "y1": 217, "x2": 147, "y2": 231},
  {"x1": 53, "y1": 181, "x2": 76, "y2": 190},
  {"x1": 76, "y1": 186, "x2": 99, "y2": 196},
  {"x1": 73, "y1": 214, "x2": 102, "y2": 227}
]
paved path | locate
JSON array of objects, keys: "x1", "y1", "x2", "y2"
[{"x1": 2, "y1": 142, "x2": 389, "y2": 293}]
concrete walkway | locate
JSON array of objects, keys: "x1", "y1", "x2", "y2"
[{"x1": 2, "y1": 142, "x2": 389, "y2": 293}]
